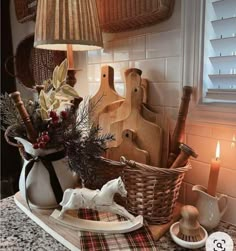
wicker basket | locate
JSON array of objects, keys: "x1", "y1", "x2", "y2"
[
  {"x1": 121, "y1": 157, "x2": 190, "y2": 224},
  {"x1": 14, "y1": 0, "x2": 37, "y2": 23},
  {"x1": 5, "y1": 34, "x2": 66, "y2": 88},
  {"x1": 96, "y1": 0, "x2": 175, "y2": 32},
  {"x1": 82, "y1": 157, "x2": 126, "y2": 190}
]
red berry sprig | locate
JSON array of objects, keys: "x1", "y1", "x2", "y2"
[
  {"x1": 49, "y1": 110, "x2": 60, "y2": 126},
  {"x1": 60, "y1": 110, "x2": 68, "y2": 120},
  {"x1": 33, "y1": 131, "x2": 50, "y2": 149}
]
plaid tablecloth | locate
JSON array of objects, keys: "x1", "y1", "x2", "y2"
[{"x1": 78, "y1": 209, "x2": 158, "y2": 251}]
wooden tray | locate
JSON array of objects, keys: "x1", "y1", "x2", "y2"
[{"x1": 14, "y1": 191, "x2": 181, "y2": 250}]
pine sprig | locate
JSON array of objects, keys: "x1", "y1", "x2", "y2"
[
  {"x1": 63, "y1": 97, "x2": 115, "y2": 185},
  {"x1": 0, "y1": 93, "x2": 22, "y2": 130}
]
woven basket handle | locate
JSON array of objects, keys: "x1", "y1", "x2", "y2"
[
  {"x1": 4, "y1": 56, "x2": 18, "y2": 78},
  {"x1": 4, "y1": 125, "x2": 21, "y2": 147}
]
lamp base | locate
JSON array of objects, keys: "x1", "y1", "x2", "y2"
[{"x1": 66, "y1": 69, "x2": 76, "y2": 87}]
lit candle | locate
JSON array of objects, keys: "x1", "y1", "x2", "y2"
[{"x1": 207, "y1": 141, "x2": 221, "y2": 196}]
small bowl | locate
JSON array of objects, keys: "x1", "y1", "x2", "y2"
[{"x1": 170, "y1": 222, "x2": 208, "y2": 249}]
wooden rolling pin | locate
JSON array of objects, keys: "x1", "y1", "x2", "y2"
[
  {"x1": 167, "y1": 86, "x2": 193, "y2": 168},
  {"x1": 9, "y1": 91, "x2": 38, "y2": 143},
  {"x1": 170, "y1": 143, "x2": 198, "y2": 169}
]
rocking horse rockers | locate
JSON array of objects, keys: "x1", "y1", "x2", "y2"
[{"x1": 50, "y1": 177, "x2": 143, "y2": 233}]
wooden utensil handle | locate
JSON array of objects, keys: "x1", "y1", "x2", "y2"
[
  {"x1": 168, "y1": 86, "x2": 192, "y2": 167},
  {"x1": 9, "y1": 91, "x2": 37, "y2": 143}
]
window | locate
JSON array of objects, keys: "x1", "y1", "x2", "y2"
[
  {"x1": 203, "y1": 0, "x2": 236, "y2": 103},
  {"x1": 181, "y1": 0, "x2": 236, "y2": 124}
]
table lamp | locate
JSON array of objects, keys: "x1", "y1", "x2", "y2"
[{"x1": 34, "y1": 0, "x2": 103, "y2": 88}]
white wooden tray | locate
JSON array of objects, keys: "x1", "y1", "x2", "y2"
[{"x1": 14, "y1": 191, "x2": 181, "y2": 250}]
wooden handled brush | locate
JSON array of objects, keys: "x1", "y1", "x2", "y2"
[{"x1": 177, "y1": 205, "x2": 204, "y2": 242}]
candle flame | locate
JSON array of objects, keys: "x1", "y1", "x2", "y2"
[
  {"x1": 231, "y1": 134, "x2": 235, "y2": 148},
  {"x1": 216, "y1": 141, "x2": 220, "y2": 159}
]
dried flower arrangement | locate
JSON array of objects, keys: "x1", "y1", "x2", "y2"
[{"x1": 1, "y1": 59, "x2": 114, "y2": 183}]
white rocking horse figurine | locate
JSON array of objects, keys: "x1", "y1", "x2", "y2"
[{"x1": 50, "y1": 177, "x2": 143, "y2": 233}]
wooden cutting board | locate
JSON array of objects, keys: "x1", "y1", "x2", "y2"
[
  {"x1": 109, "y1": 70, "x2": 162, "y2": 167},
  {"x1": 99, "y1": 69, "x2": 152, "y2": 133},
  {"x1": 90, "y1": 65, "x2": 123, "y2": 123},
  {"x1": 141, "y1": 104, "x2": 170, "y2": 168},
  {"x1": 107, "y1": 129, "x2": 150, "y2": 164}
]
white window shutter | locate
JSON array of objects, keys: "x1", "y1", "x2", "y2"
[{"x1": 203, "y1": 0, "x2": 236, "y2": 103}]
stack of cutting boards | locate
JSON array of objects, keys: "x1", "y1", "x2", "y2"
[{"x1": 90, "y1": 66, "x2": 170, "y2": 168}]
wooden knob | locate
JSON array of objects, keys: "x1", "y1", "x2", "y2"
[{"x1": 179, "y1": 205, "x2": 200, "y2": 237}]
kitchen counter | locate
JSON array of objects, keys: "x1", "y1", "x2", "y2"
[{"x1": 1, "y1": 196, "x2": 236, "y2": 251}]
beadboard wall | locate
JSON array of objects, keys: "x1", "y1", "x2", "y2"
[{"x1": 10, "y1": 0, "x2": 235, "y2": 224}]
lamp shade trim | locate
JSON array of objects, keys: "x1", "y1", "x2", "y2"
[{"x1": 34, "y1": 40, "x2": 103, "y2": 51}]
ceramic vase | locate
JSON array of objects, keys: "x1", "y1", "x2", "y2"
[{"x1": 15, "y1": 137, "x2": 77, "y2": 209}]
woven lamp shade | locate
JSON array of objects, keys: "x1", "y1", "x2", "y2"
[{"x1": 34, "y1": 0, "x2": 103, "y2": 51}]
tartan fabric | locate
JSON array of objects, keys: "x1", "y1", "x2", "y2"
[{"x1": 78, "y1": 209, "x2": 158, "y2": 251}]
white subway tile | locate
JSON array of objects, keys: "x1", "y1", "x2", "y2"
[
  {"x1": 148, "y1": 82, "x2": 180, "y2": 107},
  {"x1": 113, "y1": 39, "x2": 129, "y2": 61},
  {"x1": 146, "y1": 29, "x2": 181, "y2": 59},
  {"x1": 102, "y1": 62, "x2": 129, "y2": 83},
  {"x1": 185, "y1": 124, "x2": 212, "y2": 138},
  {"x1": 114, "y1": 83, "x2": 125, "y2": 97},
  {"x1": 212, "y1": 127, "x2": 236, "y2": 141},
  {"x1": 128, "y1": 36, "x2": 146, "y2": 60},
  {"x1": 218, "y1": 168, "x2": 236, "y2": 198},
  {"x1": 130, "y1": 58, "x2": 165, "y2": 82},
  {"x1": 221, "y1": 196, "x2": 236, "y2": 225},
  {"x1": 88, "y1": 82, "x2": 100, "y2": 97},
  {"x1": 87, "y1": 50, "x2": 101, "y2": 64},
  {"x1": 101, "y1": 41, "x2": 113, "y2": 63},
  {"x1": 87, "y1": 64, "x2": 101, "y2": 82},
  {"x1": 219, "y1": 140, "x2": 236, "y2": 170},
  {"x1": 166, "y1": 57, "x2": 181, "y2": 82},
  {"x1": 186, "y1": 134, "x2": 219, "y2": 163}
]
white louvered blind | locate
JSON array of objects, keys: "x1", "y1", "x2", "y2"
[{"x1": 203, "y1": 0, "x2": 236, "y2": 103}]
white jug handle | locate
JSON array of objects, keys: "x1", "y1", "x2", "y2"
[{"x1": 218, "y1": 194, "x2": 228, "y2": 218}]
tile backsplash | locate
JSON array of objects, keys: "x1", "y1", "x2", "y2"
[{"x1": 83, "y1": 0, "x2": 236, "y2": 225}]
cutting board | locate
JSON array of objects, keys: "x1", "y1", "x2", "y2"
[
  {"x1": 90, "y1": 65, "x2": 123, "y2": 123},
  {"x1": 141, "y1": 104, "x2": 170, "y2": 168},
  {"x1": 107, "y1": 129, "x2": 150, "y2": 164},
  {"x1": 109, "y1": 70, "x2": 162, "y2": 167},
  {"x1": 99, "y1": 69, "x2": 154, "y2": 134}
]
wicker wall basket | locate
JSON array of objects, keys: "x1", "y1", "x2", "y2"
[
  {"x1": 14, "y1": 0, "x2": 37, "y2": 23},
  {"x1": 121, "y1": 157, "x2": 191, "y2": 224},
  {"x1": 96, "y1": 0, "x2": 175, "y2": 32},
  {"x1": 5, "y1": 34, "x2": 66, "y2": 88}
]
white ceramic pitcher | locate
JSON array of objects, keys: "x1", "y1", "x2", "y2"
[
  {"x1": 15, "y1": 137, "x2": 77, "y2": 209},
  {"x1": 192, "y1": 185, "x2": 228, "y2": 231}
]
